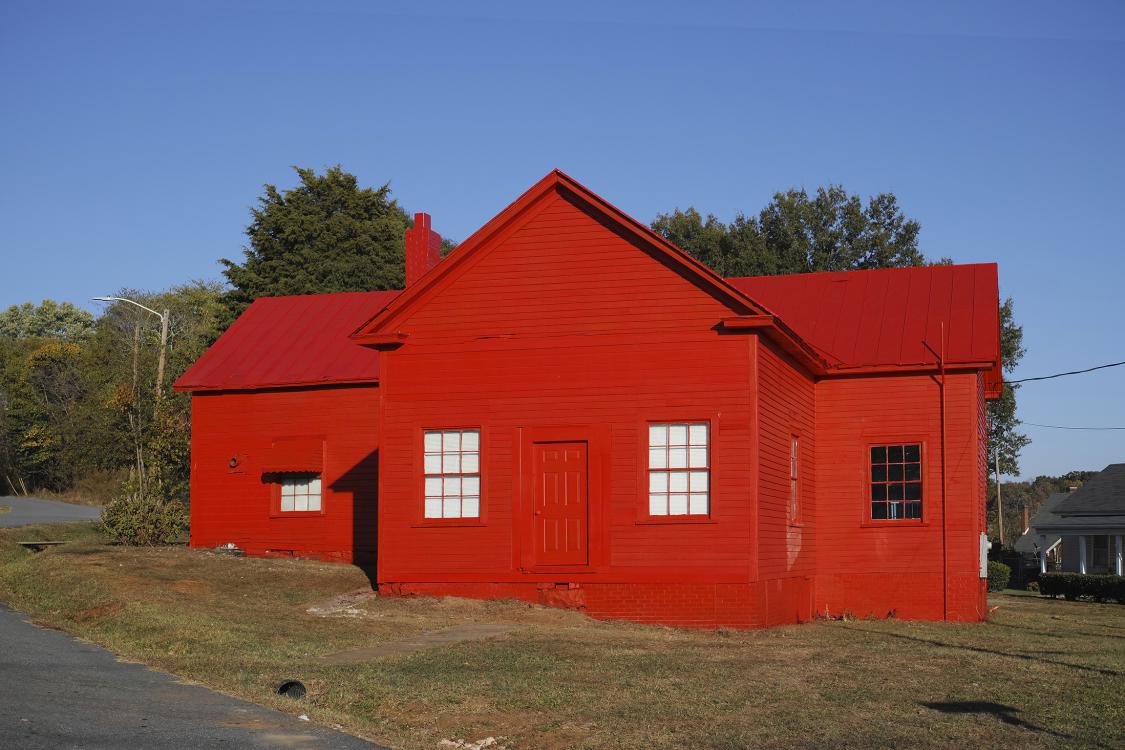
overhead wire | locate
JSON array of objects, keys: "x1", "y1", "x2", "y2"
[
  {"x1": 1023, "y1": 422, "x2": 1125, "y2": 431},
  {"x1": 1008, "y1": 359, "x2": 1125, "y2": 384}
]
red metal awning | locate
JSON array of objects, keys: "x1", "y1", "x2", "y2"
[{"x1": 261, "y1": 437, "x2": 324, "y2": 474}]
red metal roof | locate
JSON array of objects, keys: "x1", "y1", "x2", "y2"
[
  {"x1": 176, "y1": 173, "x2": 1000, "y2": 394},
  {"x1": 173, "y1": 291, "x2": 399, "y2": 392},
  {"x1": 727, "y1": 264, "x2": 1001, "y2": 374}
]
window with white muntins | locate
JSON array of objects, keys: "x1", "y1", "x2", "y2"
[
  {"x1": 280, "y1": 474, "x2": 321, "y2": 512},
  {"x1": 424, "y1": 429, "x2": 481, "y2": 519},
  {"x1": 648, "y1": 422, "x2": 709, "y2": 516}
]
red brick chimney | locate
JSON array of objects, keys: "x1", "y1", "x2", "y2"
[
  {"x1": 405, "y1": 212, "x2": 442, "y2": 287},
  {"x1": 1022, "y1": 504, "x2": 1030, "y2": 532}
]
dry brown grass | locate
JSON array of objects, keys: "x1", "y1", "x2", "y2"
[{"x1": 1, "y1": 522, "x2": 1122, "y2": 750}]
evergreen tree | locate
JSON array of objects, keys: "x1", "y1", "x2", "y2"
[{"x1": 220, "y1": 165, "x2": 411, "y2": 325}]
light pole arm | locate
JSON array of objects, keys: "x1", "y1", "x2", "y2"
[
  {"x1": 94, "y1": 296, "x2": 171, "y2": 415},
  {"x1": 92, "y1": 296, "x2": 164, "y2": 320}
]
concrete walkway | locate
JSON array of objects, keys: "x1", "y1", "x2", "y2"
[
  {"x1": 0, "y1": 605, "x2": 382, "y2": 749},
  {"x1": 0, "y1": 496, "x2": 102, "y2": 528}
]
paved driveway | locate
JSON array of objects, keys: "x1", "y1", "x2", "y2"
[
  {"x1": 0, "y1": 496, "x2": 102, "y2": 528},
  {"x1": 0, "y1": 606, "x2": 382, "y2": 749}
]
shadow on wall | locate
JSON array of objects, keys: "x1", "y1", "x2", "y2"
[{"x1": 331, "y1": 449, "x2": 379, "y2": 589}]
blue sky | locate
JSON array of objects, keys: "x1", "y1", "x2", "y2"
[{"x1": 1, "y1": 1, "x2": 1122, "y2": 479}]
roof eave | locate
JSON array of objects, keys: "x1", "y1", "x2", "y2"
[
  {"x1": 174, "y1": 376, "x2": 381, "y2": 394},
  {"x1": 721, "y1": 315, "x2": 829, "y2": 375}
]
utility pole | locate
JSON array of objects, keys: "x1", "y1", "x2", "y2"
[
  {"x1": 154, "y1": 308, "x2": 170, "y2": 415},
  {"x1": 130, "y1": 319, "x2": 144, "y2": 491},
  {"x1": 93, "y1": 297, "x2": 170, "y2": 412},
  {"x1": 94, "y1": 296, "x2": 172, "y2": 495}
]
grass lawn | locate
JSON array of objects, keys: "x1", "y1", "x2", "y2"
[{"x1": 1, "y1": 523, "x2": 1122, "y2": 750}]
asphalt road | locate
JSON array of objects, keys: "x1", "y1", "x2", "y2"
[
  {"x1": 0, "y1": 496, "x2": 102, "y2": 528},
  {"x1": 0, "y1": 498, "x2": 384, "y2": 748},
  {"x1": 0, "y1": 605, "x2": 382, "y2": 749}
]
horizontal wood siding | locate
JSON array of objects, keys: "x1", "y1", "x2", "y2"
[
  {"x1": 189, "y1": 385, "x2": 379, "y2": 562},
  {"x1": 756, "y1": 338, "x2": 816, "y2": 623},
  {"x1": 813, "y1": 371, "x2": 984, "y2": 620},
  {"x1": 379, "y1": 189, "x2": 757, "y2": 598}
]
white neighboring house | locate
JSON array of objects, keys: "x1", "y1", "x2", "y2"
[
  {"x1": 1014, "y1": 491, "x2": 1068, "y2": 571},
  {"x1": 1029, "y1": 464, "x2": 1125, "y2": 576}
]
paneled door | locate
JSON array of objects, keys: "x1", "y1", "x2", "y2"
[{"x1": 531, "y1": 441, "x2": 589, "y2": 566}]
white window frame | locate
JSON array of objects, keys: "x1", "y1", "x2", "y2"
[
  {"x1": 279, "y1": 474, "x2": 322, "y2": 512},
  {"x1": 647, "y1": 422, "x2": 710, "y2": 517},
  {"x1": 423, "y1": 429, "x2": 481, "y2": 519}
]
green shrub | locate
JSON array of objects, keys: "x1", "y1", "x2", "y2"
[
  {"x1": 986, "y1": 561, "x2": 1011, "y2": 592},
  {"x1": 101, "y1": 492, "x2": 188, "y2": 546},
  {"x1": 1039, "y1": 572, "x2": 1125, "y2": 603}
]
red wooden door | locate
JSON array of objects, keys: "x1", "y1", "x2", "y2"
[{"x1": 531, "y1": 441, "x2": 589, "y2": 566}]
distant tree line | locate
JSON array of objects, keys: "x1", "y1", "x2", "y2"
[
  {"x1": 0, "y1": 166, "x2": 1029, "y2": 516},
  {"x1": 988, "y1": 470, "x2": 1098, "y2": 548}
]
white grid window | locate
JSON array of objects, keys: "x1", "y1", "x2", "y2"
[
  {"x1": 280, "y1": 474, "x2": 321, "y2": 512},
  {"x1": 424, "y1": 429, "x2": 480, "y2": 519},
  {"x1": 648, "y1": 422, "x2": 709, "y2": 516}
]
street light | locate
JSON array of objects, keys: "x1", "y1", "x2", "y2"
[{"x1": 93, "y1": 296, "x2": 171, "y2": 407}]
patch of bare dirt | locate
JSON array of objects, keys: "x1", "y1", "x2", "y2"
[
  {"x1": 306, "y1": 588, "x2": 377, "y2": 617},
  {"x1": 74, "y1": 601, "x2": 124, "y2": 621}
]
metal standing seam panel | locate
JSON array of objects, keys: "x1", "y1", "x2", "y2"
[
  {"x1": 814, "y1": 278, "x2": 849, "y2": 364},
  {"x1": 970, "y1": 266, "x2": 998, "y2": 362},
  {"x1": 852, "y1": 271, "x2": 889, "y2": 367},
  {"x1": 174, "y1": 291, "x2": 400, "y2": 392},
  {"x1": 875, "y1": 272, "x2": 911, "y2": 366},
  {"x1": 726, "y1": 264, "x2": 1000, "y2": 372},
  {"x1": 923, "y1": 266, "x2": 953, "y2": 360},
  {"x1": 947, "y1": 266, "x2": 978, "y2": 363},
  {"x1": 898, "y1": 270, "x2": 933, "y2": 366}
]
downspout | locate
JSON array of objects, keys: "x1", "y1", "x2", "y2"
[
  {"x1": 923, "y1": 325, "x2": 950, "y2": 620},
  {"x1": 940, "y1": 323, "x2": 949, "y2": 621}
]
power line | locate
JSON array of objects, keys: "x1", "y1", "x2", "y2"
[
  {"x1": 1024, "y1": 422, "x2": 1125, "y2": 431},
  {"x1": 1009, "y1": 359, "x2": 1125, "y2": 384}
]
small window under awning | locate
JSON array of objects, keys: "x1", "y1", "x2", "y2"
[{"x1": 261, "y1": 437, "x2": 324, "y2": 474}]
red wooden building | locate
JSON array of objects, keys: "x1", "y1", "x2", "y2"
[{"x1": 176, "y1": 170, "x2": 1002, "y2": 628}]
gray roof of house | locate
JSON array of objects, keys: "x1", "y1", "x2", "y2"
[
  {"x1": 1053, "y1": 464, "x2": 1125, "y2": 516},
  {"x1": 1012, "y1": 492, "x2": 1068, "y2": 555}
]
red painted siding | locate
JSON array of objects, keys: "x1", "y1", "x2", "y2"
[
  {"x1": 975, "y1": 372, "x2": 989, "y2": 616},
  {"x1": 377, "y1": 189, "x2": 763, "y2": 627},
  {"x1": 813, "y1": 372, "x2": 985, "y2": 621},
  {"x1": 181, "y1": 171, "x2": 999, "y2": 631},
  {"x1": 755, "y1": 338, "x2": 817, "y2": 625},
  {"x1": 188, "y1": 385, "x2": 379, "y2": 563}
]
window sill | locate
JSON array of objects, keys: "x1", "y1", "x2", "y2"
[
  {"x1": 270, "y1": 510, "x2": 326, "y2": 519},
  {"x1": 636, "y1": 516, "x2": 716, "y2": 525},
  {"x1": 860, "y1": 519, "x2": 929, "y2": 529},
  {"x1": 412, "y1": 519, "x2": 487, "y2": 529}
]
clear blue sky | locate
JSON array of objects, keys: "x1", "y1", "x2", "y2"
[{"x1": 2, "y1": 1, "x2": 1122, "y2": 479}]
